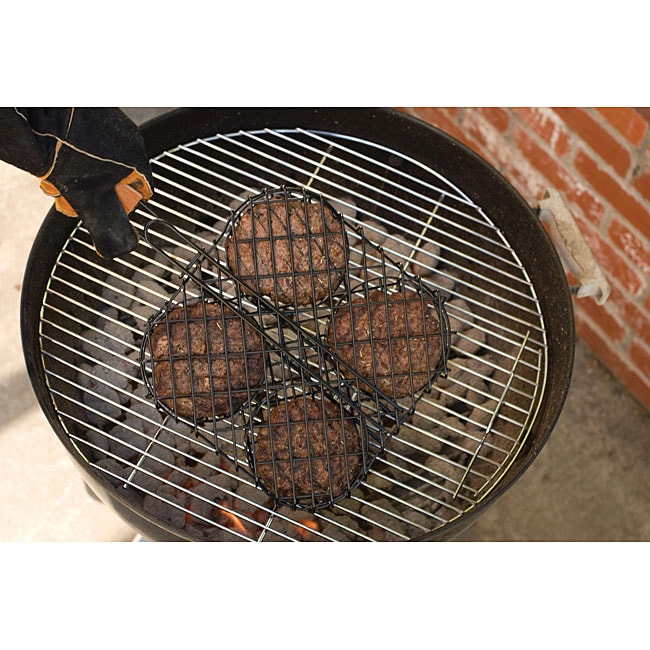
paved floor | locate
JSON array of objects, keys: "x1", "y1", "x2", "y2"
[{"x1": 1, "y1": 108, "x2": 648, "y2": 542}]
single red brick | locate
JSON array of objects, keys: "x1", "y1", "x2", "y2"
[
  {"x1": 513, "y1": 125, "x2": 605, "y2": 226},
  {"x1": 473, "y1": 107, "x2": 510, "y2": 133},
  {"x1": 553, "y1": 107, "x2": 632, "y2": 178},
  {"x1": 608, "y1": 218, "x2": 650, "y2": 277},
  {"x1": 575, "y1": 147, "x2": 650, "y2": 241},
  {"x1": 596, "y1": 108, "x2": 648, "y2": 147},
  {"x1": 574, "y1": 315, "x2": 650, "y2": 410},
  {"x1": 512, "y1": 107, "x2": 572, "y2": 156}
]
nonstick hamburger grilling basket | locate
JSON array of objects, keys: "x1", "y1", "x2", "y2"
[{"x1": 21, "y1": 108, "x2": 609, "y2": 541}]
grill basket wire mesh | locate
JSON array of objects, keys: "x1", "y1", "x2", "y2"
[
  {"x1": 138, "y1": 186, "x2": 450, "y2": 511},
  {"x1": 36, "y1": 126, "x2": 548, "y2": 541}
]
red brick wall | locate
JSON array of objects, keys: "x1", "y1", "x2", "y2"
[{"x1": 398, "y1": 107, "x2": 650, "y2": 411}]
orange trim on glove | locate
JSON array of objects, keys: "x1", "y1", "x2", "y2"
[
  {"x1": 38, "y1": 168, "x2": 153, "y2": 218},
  {"x1": 115, "y1": 169, "x2": 153, "y2": 213},
  {"x1": 39, "y1": 177, "x2": 77, "y2": 217}
]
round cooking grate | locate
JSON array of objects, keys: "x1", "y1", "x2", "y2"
[{"x1": 35, "y1": 122, "x2": 550, "y2": 541}]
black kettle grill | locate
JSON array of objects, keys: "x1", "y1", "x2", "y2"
[{"x1": 20, "y1": 108, "x2": 607, "y2": 541}]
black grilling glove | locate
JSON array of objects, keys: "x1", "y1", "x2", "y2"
[{"x1": 0, "y1": 107, "x2": 153, "y2": 259}]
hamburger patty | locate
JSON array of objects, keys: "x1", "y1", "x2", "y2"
[
  {"x1": 226, "y1": 195, "x2": 348, "y2": 306},
  {"x1": 254, "y1": 396, "x2": 364, "y2": 503},
  {"x1": 328, "y1": 288, "x2": 444, "y2": 399},
  {"x1": 149, "y1": 301, "x2": 265, "y2": 420}
]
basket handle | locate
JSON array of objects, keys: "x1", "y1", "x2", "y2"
[{"x1": 537, "y1": 188, "x2": 611, "y2": 305}]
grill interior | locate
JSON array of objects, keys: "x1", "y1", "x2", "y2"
[{"x1": 37, "y1": 126, "x2": 548, "y2": 541}]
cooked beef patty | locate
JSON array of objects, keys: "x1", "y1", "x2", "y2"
[
  {"x1": 150, "y1": 301, "x2": 265, "y2": 420},
  {"x1": 226, "y1": 194, "x2": 348, "y2": 306},
  {"x1": 328, "y1": 288, "x2": 444, "y2": 399},
  {"x1": 254, "y1": 396, "x2": 363, "y2": 503}
]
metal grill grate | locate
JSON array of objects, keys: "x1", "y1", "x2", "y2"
[{"x1": 37, "y1": 127, "x2": 547, "y2": 541}]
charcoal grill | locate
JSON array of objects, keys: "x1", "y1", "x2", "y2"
[{"x1": 21, "y1": 108, "x2": 606, "y2": 541}]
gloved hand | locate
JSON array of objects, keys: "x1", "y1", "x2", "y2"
[{"x1": 0, "y1": 107, "x2": 153, "y2": 259}]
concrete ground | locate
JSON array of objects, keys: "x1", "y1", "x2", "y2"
[{"x1": 1, "y1": 108, "x2": 648, "y2": 542}]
